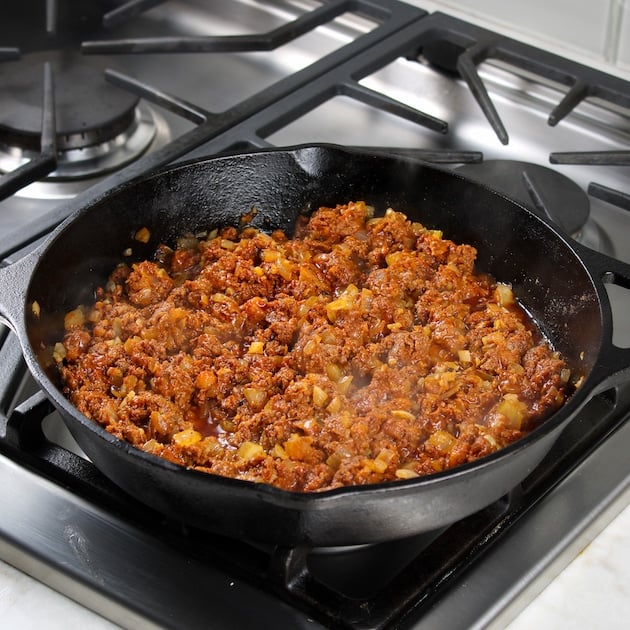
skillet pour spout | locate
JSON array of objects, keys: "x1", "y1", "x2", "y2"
[{"x1": 1, "y1": 144, "x2": 630, "y2": 546}]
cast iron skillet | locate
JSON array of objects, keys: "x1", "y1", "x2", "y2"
[{"x1": 1, "y1": 144, "x2": 630, "y2": 546}]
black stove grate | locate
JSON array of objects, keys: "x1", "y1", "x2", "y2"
[
  {"x1": 0, "y1": 63, "x2": 57, "y2": 202},
  {"x1": 83, "y1": 0, "x2": 388, "y2": 54},
  {"x1": 549, "y1": 151, "x2": 630, "y2": 211},
  {"x1": 0, "y1": 0, "x2": 425, "y2": 259},
  {"x1": 167, "y1": 10, "x2": 630, "y2": 229}
]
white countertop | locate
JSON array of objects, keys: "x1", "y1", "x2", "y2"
[
  {"x1": 1, "y1": 499, "x2": 629, "y2": 629},
  {"x1": 505, "y1": 500, "x2": 630, "y2": 630}
]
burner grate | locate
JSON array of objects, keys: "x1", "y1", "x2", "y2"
[
  {"x1": 550, "y1": 151, "x2": 630, "y2": 211},
  {"x1": 417, "y1": 13, "x2": 630, "y2": 143},
  {"x1": 0, "y1": 63, "x2": 57, "y2": 202},
  {"x1": 83, "y1": 0, "x2": 383, "y2": 54},
  {"x1": 0, "y1": 0, "x2": 424, "y2": 261}
]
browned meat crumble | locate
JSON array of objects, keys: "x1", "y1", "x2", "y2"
[{"x1": 55, "y1": 201, "x2": 571, "y2": 491}]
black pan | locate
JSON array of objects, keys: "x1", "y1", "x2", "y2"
[{"x1": 1, "y1": 144, "x2": 630, "y2": 546}]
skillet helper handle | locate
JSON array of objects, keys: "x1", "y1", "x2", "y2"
[
  {"x1": 0, "y1": 250, "x2": 38, "y2": 335},
  {"x1": 574, "y1": 242, "x2": 630, "y2": 393}
]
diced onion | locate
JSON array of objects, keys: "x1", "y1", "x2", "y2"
[
  {"x1": 395, "y1": 468, "x2": 419, "y2": 479},
  {"x1": 335, "y1": 375, "x2": 353, "y2": 395},
  {"x1": 325, "y1": 363, "x2": 344, "y2": 382},
  {"x1": 495, "y1": 283, "x2": 514, "y2": 306},
  {"x1": 426, "y1": 430, "x2": 456, "y2": 454},
  {"x1": 373, "y1": 448, "x2": 395, "y2": 473},
  {"x1": 64, "y1": 307, "x2": 85, "y2": 330},
  {"x1": 312, "y1": 384, "x2": 329, "y2": 407},
  {"x1": 195, "y1": 370, "x2": 217, "y2": 391},
  {"x1": 326, "y1": 284, "x2": 359, "y2": 322},
  {"x1": 243, "y1": 387, "x2": 268, "y2": 409},
  {"x1": 248, "y1": 341, "x2": 265, "y2": 355},
  {"x1": 238, "y1": 441, "x2": 264, "y2": 461},
  {"x1": 272, "y1": 444, "x2": 288, "y2": 460},
  {"x1": 496, "y1": 394, "x2": 528, "y2": 430},
  {"x1": 134, "y1": 227, "x2": 151, "y2": 243},
  {"x1": 326, "y1": 396, "x2": 342, "y2": 414},
  {"x1": 52, "y1": 342, "x2": 66, "y2": 363},
  {"x1": 457, "y1": 349, "x2": 471, "y2": 364},
  {"x1": 392, "y1": 409, "x2": 415, "y2": 421},
  {"x1": 172, "y1": 428, "x2": 202, "y2": 447},
  {"x1": 326, "y1": 452, "x2": 342, "y2": 470}
]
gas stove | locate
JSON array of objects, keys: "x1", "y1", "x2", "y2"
[{"x1": 1, "y1": 2, "x2": 629, "y2": 628}]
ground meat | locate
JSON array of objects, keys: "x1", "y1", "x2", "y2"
[{"x1": 55, "y1": 201, "x2": 572, "y2": 492}]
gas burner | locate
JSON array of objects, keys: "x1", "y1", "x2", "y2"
[
  {"x1": 0, "y1": 51, "x2": 167, "y2": 195},
  {"x1": 457, "y1": 160, "x2": 590, "y2": 237}
]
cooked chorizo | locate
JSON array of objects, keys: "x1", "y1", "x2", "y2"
[{"x1": 56, "y1": 201, "x2": 572, "y2": 491}]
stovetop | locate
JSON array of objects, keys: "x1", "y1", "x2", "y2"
[{"x1": 1, "y1": 1, "x2": 630, "y2": 628}]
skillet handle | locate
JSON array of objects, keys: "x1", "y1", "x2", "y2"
[
  {"x1": 574, "y1": 242, "x2": 630, "y2": 394},
  {"x1": 0, "y1": 250, "x2": 38, "y2": 337}
]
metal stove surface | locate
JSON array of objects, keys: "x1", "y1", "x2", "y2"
[{"x1": 1, "y1": 1, "x2": 630, "y2": 629}]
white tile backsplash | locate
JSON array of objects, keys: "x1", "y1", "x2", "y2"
[
  {"x1": 619, "y1": 0, "x2": 630, "y2": 72},
  {"x1": 406, "y1": 0, "x2": 630, "y2": 80},
  {"x1": 426, "y1": 0, "x2": 611, "y2": 57}
]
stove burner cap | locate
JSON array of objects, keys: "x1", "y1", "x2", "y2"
[
  {"x1": 457, "y1": 160, "x2": 590, "y2": 236},
  {"x1": 0, "y1": 51, "x2": 139, "y2": 151}
]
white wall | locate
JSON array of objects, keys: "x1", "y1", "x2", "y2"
[{"x1": 406, "y1": 0, "x2": 630, "y2": 79}]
